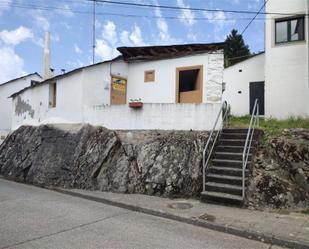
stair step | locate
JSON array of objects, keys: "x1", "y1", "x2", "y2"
[
  {"x1": 221, "y1": 133, "x2": 248, "y2": 140},
  {"x1": 212, "y1": 159, "x2": 250, "y2": 168},
  {"x1": 201, "y1": 191, "x2": 243, "y2": 205},
  {"x1": 215, "y1": 146, "x2": 246, "y2": 153},
  {"x1": 222, "y1": 128, "x2": 248, "y2": 134},
  {"x1": 207, "y1": 173, "x2": 248, "y2": 185},
  {"x1": 219, "y1": 139, "x2": 248, "y2": 146},
  {"x1": 205, "y1": 182, "x2": 242, "y2": 195},
  {"x1": 210, "y1": 166, "x2": 249, "y2": 177},
  {"x1": 214, "y1": 152, "x2": 252, "y2": 161}
]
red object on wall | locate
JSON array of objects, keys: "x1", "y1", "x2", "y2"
[{"x1": 129, "y1": 102, "x2": 143, "y2": 108}]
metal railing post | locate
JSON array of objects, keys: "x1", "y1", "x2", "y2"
[
  {"x1": 242, "y1": 98, "x2": 259, "y2": 200},
  {"x1": 202, "y1": 101, "x2": 229, "y2": 193}
]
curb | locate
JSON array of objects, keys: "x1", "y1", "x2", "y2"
[{"x1": 53, "y1": 188, "x2": 309, "y2": 249}]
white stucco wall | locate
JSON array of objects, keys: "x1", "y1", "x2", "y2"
[
  {"x1": 265, "y1": 0, "x2": 309, "y2": 119},
  {"x1": 82, "y1": 60, "x2": 128, "y2": 107},
  {"x1": 0, "y1": 74, "x2": 41, "y2": 134},
  {"x1": 83, "y1": 103, "x2": 221, "y2": 130},
  {"x1": 12, "y1": 72, "x2": 83, "y2": 129},
  {"x1": 223, "y1": 53, "x2": 265, "y2": 116},
  {"x1": 127, "y1": 52, "x2": 224, "y2": 104}
]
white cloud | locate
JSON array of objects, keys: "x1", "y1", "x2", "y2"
[
  {"x1": 153, "y1": 0, "x2": 175, "y2": 43},
  {"x1": 61, "y1": 22, "x2": 71, "y2": 30},
  {"x1": 51, "y1": 33, "x2": 60, "y2": 42},
  {"x1": 0, "y1": 47, "x2": 26, "y2": 83},
  {"x1": 0, "y1": 0, "x2": 11, "y2": 15},
  {"x1": 129, "y1": 25, "x2": 145, "y2": 46},
  {"x1": 120, "y1": 31, "x2": 132, "y2": 45},
  {"x1": 204, "y1": 11, "x2": 229, "y2": 29},
  {"x1": 95, "y1": 39, "x2": 119, "y2": 61},
  {"x1": 96, "y1": 22, "x2": 145, "y2": 61},
  {"x1": 74, "y1": 44, "x2": 82, "y2": 54},
  {"x1": 102, "y1": 21, "x2": 117, "y2": 45},
  {"x1": 32, "y1": 11, "x2": 50, "y2": 31},
  {"x1": 187, "y1": 32, "x2": 197, "y2": 41},
  {"x1": 0, "y1": 26, "x2": 33, "y2": 46},
  {"x1": 56, "y1": 4, "x2": 74, "y2": 18},
  {"x1": 176, "y1": 0, "x2": 195, "y2": 26}
]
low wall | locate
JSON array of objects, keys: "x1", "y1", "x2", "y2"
[
  {"x1": 83, "y1": 103, "x2": 221, "y2": 131},
  {"x1": 12, "y1": 103, "x2": 221, "y2": 131}
]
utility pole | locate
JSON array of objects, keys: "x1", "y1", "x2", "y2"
[{"x1": 92, "y1": 0, "x2": 96, "y2": 64}]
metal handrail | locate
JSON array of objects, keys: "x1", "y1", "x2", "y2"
[
  {"x1": 242, "y1": 98, "x2": 259, "y2": 199},
  {"x1": 202, "y1": 101, "x2": 229, "y2": 192}
]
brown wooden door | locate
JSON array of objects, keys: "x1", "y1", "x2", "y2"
[{"x1": 111, "y1": 76, "x2": 127, "y2": 105}]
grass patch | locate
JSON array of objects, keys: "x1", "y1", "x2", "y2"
[
  {"x1": 301, "y1": 209, "x2": 309, "y2": 215},
  {"x1": 227, "y1": 116, "x2": 309, "y2": 142}
]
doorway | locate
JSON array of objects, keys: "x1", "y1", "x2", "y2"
[
  {"x1": 111, "y1": 76, "x2": 127, "y2": 105},
  {"x1": 249, "y1": 81, "x2": 264, "y2": 115},
  {"x1": 176, "y1": 65, "x2": 203, "y2": 103}
]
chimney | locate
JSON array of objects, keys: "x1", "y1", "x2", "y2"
[{"x1": 43, "y1": 32, "x2": 53, "y2": 80}]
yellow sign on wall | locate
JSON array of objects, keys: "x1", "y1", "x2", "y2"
[{"x1": 112, "y1": 77, "x2": 126, "y2": 92}]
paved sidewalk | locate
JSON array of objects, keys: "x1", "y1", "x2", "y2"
[{"x1": 56, "y1": 188, "x2": 309, "y2": 249}]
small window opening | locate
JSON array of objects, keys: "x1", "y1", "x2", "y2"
[
  {"x1": 49, "y1": 82, "x2": 57, "y2": 108},
  {"x1": 179, "y1": 69, "x2": 199, "y2": 92},
  {"x1": 144, "y1": 70, "x2": 155, "y2": 82}
]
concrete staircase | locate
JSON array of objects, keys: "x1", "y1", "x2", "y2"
[{"x1": 201, "y1": 128, "x2": 259, "y2": 206}]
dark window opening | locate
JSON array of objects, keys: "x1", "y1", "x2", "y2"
[
  {"x1": 49, "y1": 82, "x2": 57, "y2": 108},
  {"x1": 275, "y1": 16, "x2": 305, "y2": 44},
  {"x1": 179, "y1": 69, "x2": 199, "y2": 92}
]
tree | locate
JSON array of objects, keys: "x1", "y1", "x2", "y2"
[{"x1": 224, "y1": 29, "x2": 251, "y2": 67}]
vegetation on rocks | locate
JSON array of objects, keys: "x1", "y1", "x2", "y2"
[{"x1": 229, "y1": 116, "x2": 309, "y2": 210}]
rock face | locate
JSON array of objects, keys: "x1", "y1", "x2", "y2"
[
  {"x1": 0, "y1": 124, "x2": 209, "y2": 197},
  {"x1": 248, "y1": 129, "x2": 309, "y2": 210}
]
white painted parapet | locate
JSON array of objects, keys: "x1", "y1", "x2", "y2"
[{"x1": 83, "y1": 103, "x2": 221, "y2": 131}]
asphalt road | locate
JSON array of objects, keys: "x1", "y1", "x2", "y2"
[{"x1": 0, "y1": 178, "x2": 281, "y2": 249}]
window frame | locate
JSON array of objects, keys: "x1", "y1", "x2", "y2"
[
  {"x1": 144, "y1": 70, "x2": 155, "y2": 83},
  {"x1": 275, "y1": 16, "x2": 305, "y2": 44}
]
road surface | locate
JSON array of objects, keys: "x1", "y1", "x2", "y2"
[{"x1": 0, "y1": 178, "x2": 280, "y2": 249}]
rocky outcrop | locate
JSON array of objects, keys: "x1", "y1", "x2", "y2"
[
  {"x1": 248, "y1": 129, "x2": 309, "y2": 210},
  {"x1": 0, "y1": 124, "x2": 209, "y2": 197}
]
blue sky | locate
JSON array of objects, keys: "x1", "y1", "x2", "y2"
[{"x1": 0, "y1": 0, "x2": 265, "y2": 83}]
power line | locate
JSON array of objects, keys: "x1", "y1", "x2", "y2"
[
  {"x1": 0, "y1": 3, "x2": 269, "y2": 21},
  {"x1": 89, "y1": 0, "x2": 303, "y2": 16},
  {"x1": 241, "y1": 0, "x2": 269, "y2": 35}
]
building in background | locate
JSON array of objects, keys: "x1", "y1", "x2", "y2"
[
  {"x1": 0, "y1": 73, "x2": 42, "y2": 144},
  {"x1": 224, "y1": 0, "x2": 309, "y2": 119}
]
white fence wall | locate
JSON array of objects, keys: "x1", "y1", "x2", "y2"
[{"x1": 83, "y1": 103, "x2": 221, "y2": 130}]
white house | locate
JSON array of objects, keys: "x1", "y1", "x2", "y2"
[
  {"x1": 0, "y1": 73, "x2": 42, "y2": 143},
  {"x1": 10, "y1": 43, "x2": 225, "y2": 131},
  {"x1": 223, "y1": 53, "x2": 265, "y2": 116},
  {"x1": 224, "y1": 0, "x2": 309, "y2": 119}
]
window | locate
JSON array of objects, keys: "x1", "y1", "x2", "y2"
[
  {"x1": 49, "y1": 82, "x2": 57, "y2": 108},
  {"x1": 275, "y1": 17, "x2": 305, "y2": 44},
  {"x1": 179, "y1": 69, "x2": 200, "y2": 92},
  {"x1": 144, "y1": 70, "x2": 155, "y2": 82},
  {"x1": 176, "y1": 65, "x2": 203, "y2": 104}
]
